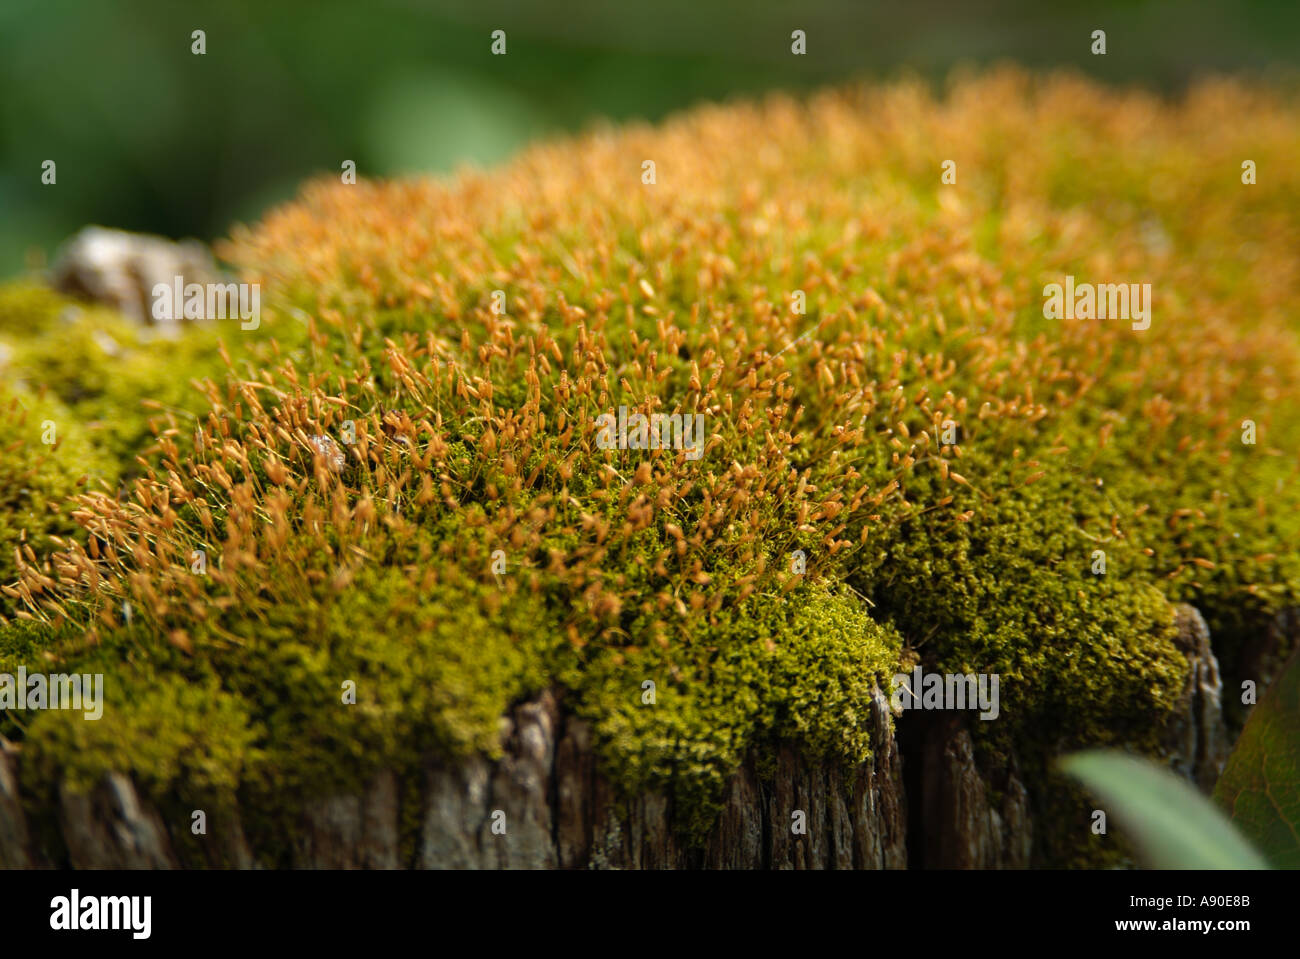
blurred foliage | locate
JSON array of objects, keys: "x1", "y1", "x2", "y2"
[
  {"x1": 2, "y1": 0, "x2": 1300, "y2": 276},
  {"x1": 1214, "y1": 650, "x2": 1300, "y2": 868},
  {"x1": 1061, "y1": 751, "x2": 1269, "y2": 869}
]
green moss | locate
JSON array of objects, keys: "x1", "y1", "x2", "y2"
[
  {"x1": 856, "y1": 448, "x2": 1188, "y2": 756},
  {"x1": 0, "y1": 283, "x2": 67, "y2": 338},
  {"x1": 0, "y1": 384, "x2": 117, "y2": 620},
  {"x1": 560, "y1": 584, "x2": 900, "y2": 838},
  {"x1": 0, "y1": 280, "x2": 309, "y2": 470},
  {"x1": 5, "y1": 72, "x2": 1300, "y2": 868},
  {"x1": 22, "y1": 669, "x2": 256, "y2": 800}
]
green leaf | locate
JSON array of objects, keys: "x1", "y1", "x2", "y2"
[
  {"x1": 1214, "y1": 649, "x2": 1300, "y2": 868},
  {"x1": 1060, "y1": 750, "x2": 1268, "y2": 869}
]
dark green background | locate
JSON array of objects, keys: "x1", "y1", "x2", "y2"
[{"x1": 2, "y1": 0, "x2": 1297, "y2": 277}]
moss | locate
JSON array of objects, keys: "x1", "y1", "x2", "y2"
[
  {"x1": 0, "y1": 283, "x2": 67, "y2": 338},
  {"x1": 5, "y1": 70, "x2": 1300, "y2": 866},
  {"x1": 559, "y1": 584, "x2": 899, "y2": 838},
  {"x1": 233, "y1": 563, "x2": 552, "y2": 796},
  {"x1": 856, "y1": 448, "x2": 1188, "y2": 757},
  {"x1": 0, "y1": 280, "x2": 309, "y2": 470},
  {"x1": 0, "y1": 385, "x2": 117, "y2": 620},
  {"x1": 22, "y1": 669, "x2": 256, "y2": 800}
]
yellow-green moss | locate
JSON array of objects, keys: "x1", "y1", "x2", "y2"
[
  {"x1": 4, "y1": 70, "x2": 1300, "y2": 866},
  {"x1": 22, "y1": 669, "x2": 256, "y2": 800},
  {"x1": 0, "y1": 281, "x2": 308, "y2": 469},
  {"x1": 0, "y1": 384, "x2": 116, "y2": 620}
]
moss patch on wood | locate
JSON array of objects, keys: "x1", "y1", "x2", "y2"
[{"x1": 3, "y1": 69, "x2": 1299, "y2": 863}]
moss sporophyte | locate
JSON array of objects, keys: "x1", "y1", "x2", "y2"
[{"x1": 1, "y1": 69, "x2": 1298, "y2": 863}]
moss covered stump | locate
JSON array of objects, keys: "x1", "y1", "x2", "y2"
[{"x1": 2, "y1": 69, "x2": 1300, "y2": 868}]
